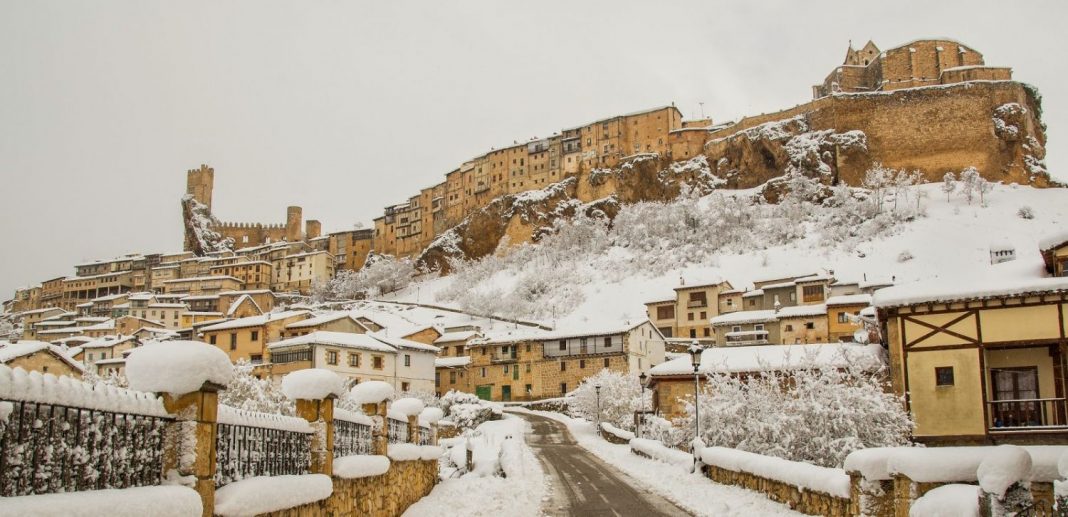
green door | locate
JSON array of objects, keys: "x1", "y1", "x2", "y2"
[
  {"x1": 501, "y1": 385, "x2": 512, "y2": 402},
  {"x1": 513, "y1": 365, "x2": 520, "y2": 381},
  {"x1": 476, "y1": 385, "x2": 492, "y2": 400}
]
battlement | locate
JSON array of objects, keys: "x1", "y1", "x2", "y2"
[
  {"x1": 214, "y1": 221, "x2": 287, "y2": 230},
  {"x1": 185, "y1": 164, "x2": 214, "y2": 211}
]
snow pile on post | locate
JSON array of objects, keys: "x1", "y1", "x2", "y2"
[
  {"x1": 0, "y1": 365, "x2": 166, "y2": 416},
  {"x1": 630, "y1": 438, "x2": 692, "y2": 468},
  {"x1": 349, "y1": 380, "x2": 394, "y2": 405},
  {"x1": 909, "y1": 484, "x2": 981, "y2": 517},
  {"x1": 843, "y1": 447, "x2": 905, "y2": 480},
  {"x1": 419, "y1": 407, "x2": 444, "y2": 426},
  {"x1": 887, "y1": 447, "x2": 993, "y2": 483},
  {"x1": 391, "y1": 397, "x2": 425, "y2": 417},
  {"x1": 213, "y1": 474, "x2": 332, "y2": 517},
  {"x1": 218, "y1": 404, "x2": 313, "y2": 433},
  {"x1": 0, "y1": 485, "x2": 203, "y2": 517},
  {"x1": 125, "y1": 340, "x2": 233, "y2": 396},
  {"x1": 280, "y1": 369, "x2": 343, "y2": 400},
  {"x1": 333, "y1": 455, "x2": 390, "y2": 479},
  {"x1": 977, "y1": 445, "x2": 1032, "y2": 498},
  {"x1": 600, "y1": 422, "x2": 635, "y2": 441},
  {"x1": 700, "y1": 447, "x2": 851, "y2": 498}
]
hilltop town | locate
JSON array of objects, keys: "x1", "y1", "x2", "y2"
[{"x1": 3, "y1": 37, "x2": 1068, "y2": 517}]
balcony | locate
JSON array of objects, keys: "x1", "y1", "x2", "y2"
[
  {"x1": 491, "y1": 353, "x2": 517, "y2": 364},
  {"x1": 724, "y1": 330, "x2": 770, "y2": 347},
  {"x1": 687, "y1": 300, "x2": 707, "y2": 309},
  {"x1": 987, "y1": 398, "x2": 1067, "y2": 432}
]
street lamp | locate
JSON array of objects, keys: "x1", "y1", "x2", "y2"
[
  {"x1": 638, "y1": 372, "x2": 648, "y2": 438},
  {"x1": 594, "y1": 384, "x2": 602, "y2": 429},
  {"x1": 688, "y1": 341, "x2": 703, "y2": 444}
]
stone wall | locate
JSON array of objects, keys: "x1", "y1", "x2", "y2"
[
  {"x1": 260, "y1": 460, "x2": 438, "y2": 517},
  {"x1": 703, "y1": 464, "x2": 851, "y2": 516}
]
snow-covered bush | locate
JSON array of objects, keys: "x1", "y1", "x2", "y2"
[
  {"x1": 391, "y1": 390, "x2": 440, "y2": 409},
  {"x1": 942, "y1": 172, "x2": 957, "y2": 200},
  {"x1": 674, "y1": 360, "x2": 913, "y2": 468},
  {"x1": 567, "y1": 370, "x2": 649, "y2": 432},
  {"x1": 1017, "y1": 206, "x2": 1035, "y2": 219},
  {"x1": 219, "y1": 359, "x2": 294, "y2": 416},
  {"x1": 897, "y1": 250, "x2": 913, "y2": 263},
  {"x1": 438, "y1": 390, "x2": 494, "y2": 431},
  {"x1": 319, "y1": 255, "x2": 417, "y2": 300}
]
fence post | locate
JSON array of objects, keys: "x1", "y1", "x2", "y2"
[
  {"x1": 407, "y1": 415, "x2": 419, "y2": 444},
  {"x1": 296, "y1": 396, "x2": 335, "y2": 476},
  {"x1": 161, "y1": 381, "x2": 224, "y2": 517},
  {"x1": 365, "y1": 402, "x2": 388, "y2": 455}
]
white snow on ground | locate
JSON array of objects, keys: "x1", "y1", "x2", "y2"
[
  {"x1": 908, "y1": 484, "x2": 980, "y2": 517},
  {"x1": 213, "y1": 474, "x2": 332, "y2": 517},
  {"x1": 512, "y1": 409, "x2": 802, "y2": 516},
  {"x1": 403, "y1": 415, "x2": 548, "y2": 517},
  {"x1": 0, "y1": 485, "x2": 203, "y2": 517}
]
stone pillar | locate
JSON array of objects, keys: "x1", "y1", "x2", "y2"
[
  {"x1": 364, "y1": 402, "x2": 388, "y2": 456},
  {"x1": 296, "y1": 397, "x2": 335, "y2": 476},
  {"x1": 161, "y1": 382, "x2": 223, "y2": 517},
  {"x1": 407, "y1": 415, "x2": 419, "y2": 444}
]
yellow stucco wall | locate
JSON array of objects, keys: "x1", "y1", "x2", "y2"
[{"x1": 905, "y1": 347, "x2": 986, "y2": 437}]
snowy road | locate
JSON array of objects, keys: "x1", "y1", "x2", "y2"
[{"x1": 517, "y1": 412, "x2": 691, "y2": 517}]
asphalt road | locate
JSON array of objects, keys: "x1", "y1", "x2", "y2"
[{"x1": 514, "y1": 412, "x2": 691, "y2": 517}]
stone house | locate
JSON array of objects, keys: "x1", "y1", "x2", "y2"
[
  {"x1": 271, "y1": 251, "x2": 335, "y2": 295},
  {"x1": 161, "y1": 275, "x2": 243, "y2": 296},
  {"x1": 643, "y1": 276, "x2": 733, "y2": 343},
  {"x1": 778, "y1": 304, "x2": 829, "y2": 345},
  {"x1": 710, "y1": 309, "x2": 780, "y2": 346},
  {"x1": 434, "y1": 356, "x2": 472, "y2": 397},
  {"x1": 74, "y1": 335, "x2": 138, "y2": 369},
  {"x1": 199, "y1": 310, "x2": 310, "y2": 364},
  {"x1": 1040, "y1": 233, "x2": 1068, "y2": 277},
  {"x1": 0, "y1": 340, "x2": 84, "y2": 378},
  {"x1": 826, "y1": 294, "x2": 872, "y2": 342},
  {"x1": 281, "y1": 312, "x2": 370, "y2": 339}
]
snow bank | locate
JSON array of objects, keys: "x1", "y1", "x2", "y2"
[
  {"x1": 125, "y1": 340, "x2": 233, "y2": 396},
  {"x1": 1060, "y1": 450, "x2": 1068, "y2": 478},
  {"x1": 387, "y1": 443, "x2": 442, "y2": 461},
  {"x1": 280, "y1": 368, "x2": 343, "y2": 400},
  {"x1": 843, "y1": 447, "x2": 907, "y2": 481},
  {"x1": 349, "y1": 380, "x2": 393, "y2": 404},
  {"x1": 908, "y1": 484, "x2": 980, "y2": 517},
  {"x1": 214, "y1": 474, "x2": 332, "y2": 517},
  {"x1": 600, "y1": 422, "x2": 635, "y2": 441},
  {"x1": 418, "y1": 406, "x2": 444, "y2": 426},
  {"x1": 700, "y1": 447, "x2": 851, "y2": 498},
  {"x1": 976, "y1": 445, "x2": 1031, "y2": 498},
  {"x1": 333, "y1": 455, "x2": 390, "y2": 479},
  {"x1": 391, "y1": 397, "x2": 425, "y2": 417},
  {"x1": 218, "y1": 404, "x2": 313, "y2": 433},
  {"x1": 0, "y1": 485, "x2": 202, "y2": 517},
  {"x1": 630, "y1": 438, "x2": 692, "y2": 468},
  {"x1": 334, "y1": 407, "x2": 374, "y2": 426},
  {"x1": 0, "y1": 365, "x2": 166, "y2": 416},
  {"x1": 499, "y1": 436, "x2": 525, "y2": 479}
]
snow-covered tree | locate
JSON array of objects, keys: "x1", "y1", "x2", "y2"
[
  {"x1": 862, "y1": 163, "x2": 893, "y2": 213},
  {"x1": 959, "y1": 167, "x2": 984, "y2": 205},
  {"x1": 941, "y1": 172, "x2": 957, "y2": 201},
  {"x1": 673, "y1": 357, "x2": 913, "y2": 468},
  {"x1": 1017, "y1": 206, "x2": 1035, "y2": 219},
  {"x1": 567, "y1": 370, "x2": 650, "y2": 431},
  {"x1": 81, "y1": 369, "x2": 128, "y2": 388},
  {"x1": 219, "y1": 359, "x2": 294, "y2": 415},
  {"x1": 318, "y1": 256, "x2": 417, "y2": 301}
]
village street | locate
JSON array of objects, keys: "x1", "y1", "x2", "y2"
[{"x1": 515, "y1": 412, "x2": 691, "y2": 517}]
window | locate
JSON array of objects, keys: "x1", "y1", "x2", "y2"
[
  {"x1": 754, "y1": 324, "x2": 765, "y2": 331},
  {"x1": 688, "y1": 292, "x2": 707, "y2": 307},
  {"x1": 805, "y1": 322, "x2": 815, "y2": 330},
  {"x1": 559, "y1": 340, "x2": 566, "y2": 351},
  {"x1": 732, "y1": 326, "x2": 741, "y2": 333},
  {"x1": 349, "y1": 353, "x2": 360, "y2": 367},
  {"x1": 802, "y1": 285, "x2": 824, "y2": 302},
  {"x1": 525, "y1": 384, "x2": 532, "y2": 394},
  {"x1": 700, "y1": 311, "x2": 706, "y2": 320},
  {"x1": 526, "y1": 363, "x2": 531, "y2": 373},
  {"x1": 603, "y1": 337, "x2": 611, "y2": 347},
  {"x1": 372, "y1": 356, "x2": 384, "y2": 370},
  {"x1": 604, "y1": 357, "x2": 610, "y2": 368},
  {"x1": 250, "y1": 330, "x2": 259, "y2": 342},
  {"x1": 209, "y1": 335, "x2": 217, "y2": 345},
  {"x1": 327, "y1": 350, "x2": 338, "y2": 365},
  {"x1": 748, "y1": 298, "x2": 756, "y2": 307},
  {"x1": 449, "y1": 371, "x2": 457, "y2": 383},
  {"x1": 229, "y1": 333, "x2": 237, "y2": 351},
  {"x1": 579, "y1": 359, "x2": 586, "y2": 369},
  {"x1": 703, "y1": 328, "x2": 710, "y2": 337},
  {"x1": 656, "y1": 305, "x2": 674, "y2": 320},
  {"x1": 687, "y1": 313, "x2": 694, "y2": 321},
  {"x1": 402, "y1": 382, "x2": 410, "y2": 391},
  {"x1": 935, "y1": 367, "x2": 954, "y2": 386},
  {"x1": 481, "y1": 367, "x2": 487, "y2": 378},
  {"x1": 404, "y1": 354, "x2": 411, "y2": 367},
  {"x1": 503, "y1": 365, "x2": 509, "y2": 374},
  {"x1": 560, "y1": 361, "x2": 566, "y2": 372},
  {"x1": 689, "y1": 329, "x2": 697, "y2": 338},
  {"x1": 726, "y1": 298, "x2": 733, "y2": 307},
  {"x1": 785, "y1": 324, "x2": 793, "y2": 331},
  {"x1": 838, "y1": 312, "x2": 850, "y2": 324},
  {"x1": 560, "y1": 383, "x2": 567, "y2": 394}
]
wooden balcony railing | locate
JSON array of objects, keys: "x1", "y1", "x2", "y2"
[{"x1": 987, "y1": 398, "x2": 1067, "y2": 431}]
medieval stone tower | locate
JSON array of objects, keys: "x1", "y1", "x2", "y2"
[
  {"x1": 186, "y1": 164, "x2": 214, "y2": 209},
  {"x1": 286, "y1": 206, "x2": 303, "y2": 242}
]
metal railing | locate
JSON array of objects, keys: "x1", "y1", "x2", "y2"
[
  {"x1": 387, "y1": 417, "x2": 409, "y2": 443},
  {"x1": 417, "y1": 426, "x2": 432, "y2": 446},
  {"x1": 215, "y1": 423, "x2": 311, "y2": 487},
  {"x1": 0, "y1": 399, "x2": 172, "y2": 497},
  {"x1": 334, "y1": 419, "x2": 374, "y2": 456},
  {"x1": 988, "y1": 398, "x2": 1067, "y2": 430}
]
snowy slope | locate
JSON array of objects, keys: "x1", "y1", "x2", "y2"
[{"x1": 384, "y1": 183, "x2": 1068, "y2": 330}]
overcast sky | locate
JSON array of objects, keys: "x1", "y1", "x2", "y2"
[{"x1": 2, "y1": 0, "x2": 1066, "y2": 299}]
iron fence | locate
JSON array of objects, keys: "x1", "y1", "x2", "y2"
[
  {"x1": 387, "y1": 417, "x2": 409, "y2": 443},
  {"x1": 215, "y1": 422, "x2": 311, "y2": 487},
  {"x1": 417, "y1": 426, "x2": 432, "y2": 446},
  {"x1": 0, "y1": 399, "x2": 172, "y2": 497},
  {"x1": 334, "y1": 418, "x2": 374, "y2": 456}
]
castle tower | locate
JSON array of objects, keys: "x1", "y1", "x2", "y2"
[
  {"x1": 305, "y1": 220, "x2": 322, "y2": 240},
  {"x1": 186, "y1": 164, "x2": 215, "y2": 210},
  {"x1": 286, "y1": 206, "x2": 303, "y2": 242}
]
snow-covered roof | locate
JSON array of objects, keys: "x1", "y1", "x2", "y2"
[
  {"x1": 267, "y1": 331, "x2": 398, "y2": 353},
  {"x1": 724, "y1": 330, "x2": 769, "y2": 337},
  {"x1": 17, "y1": 307, "x2": 65, "y2": 317},
  {"x1": 674, "y1": 273, "x2": 727, "y2": 290},
  {"x1": 795, "y1": 274, "x2": 833, "y2": 283},
  {"x1": 649, "y1": 343, "x2": 885, "y2": 377},
  {"x1": 81, "y1": 335, "x2": 138, "y2": 350},
  {"x1": 761, "y1": 281, "x2": 796, "y2": 290},
  {"x1": 80, "y1": 320, "x2": 116, "y2": 331},
  {"x1": 435, "y1": 356, "x2": 472, "y2": 368},
  {"x1": 285, "y1": 312, "x2": 365, "y2": 330},
  {"x1": 873, "y1": 259, "x2": 1068, "y2": 308},
  {"x1": 200, "y1": 310, "x2": 309, "y2": 332},
  {"x1": 161, "y1": 275, "x2": 241, "y2": 284},
  {"x1": 225, "y1": 294, "x2": 263, "y2": 317},
  {"x1": 710, "y1": 310, "x2": 778, "y2": 326},
  {"x1": 777, "y1": 304, "x2": 827, "y2": 318},
  {"x1": 535, "y1": 320, "x2": 649, "y2": 341},
  {"x1": 148, "y1": 303, "x2": 188, "y2": 309},
  {"x1": 826, "y1": 294, "x2": 873, "y2": 307},
  {"x1": 181, "y1": 295, "x2": 220, "y2": 301},
  {"x1": 368, "y1": 332, "x2": 440, "y2": 353},
  {"x1": 741, "y1": 289, "x2": 765, "y2": 298},
  {"x1": 433, "y1": 330, "x2": 480, "y2": 344},
  {"x1": 1039, "y1": 230, "x2": 1068, "y2": 251},
  {"x1": 0, "y1": 341, "x2": 86, "y2": 372}
]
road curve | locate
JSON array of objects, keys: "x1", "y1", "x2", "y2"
[{"x1": 513, "y1": 411, "x2": 691, "y2": 517}]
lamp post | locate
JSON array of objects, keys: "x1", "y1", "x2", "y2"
[
  {"x1": 594, "y1": 384, "x2": 602, "y2": 430},
  {"x1": 688, "y1": 341, "x2": 703, "y2": 444},
  {"x1": 638, "y1": 372, "x2": 647, "y2": 439}
]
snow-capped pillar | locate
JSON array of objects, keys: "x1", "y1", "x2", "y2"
[
  {"x1": 407, "y1": 415, "x2": 419, "y2": 444},
  {"x1": 161, "y1": 381, "x2": 225, "y2": 517},
  {"x1": 295, "y1": 396, "x2": 335, "y2": 477},
  {"x1": 373, "y1": 402, "x2": 389, "y2": 455},
  {"x1": 977, "y1": 446, "x2": 1033, "y2": 517}
]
